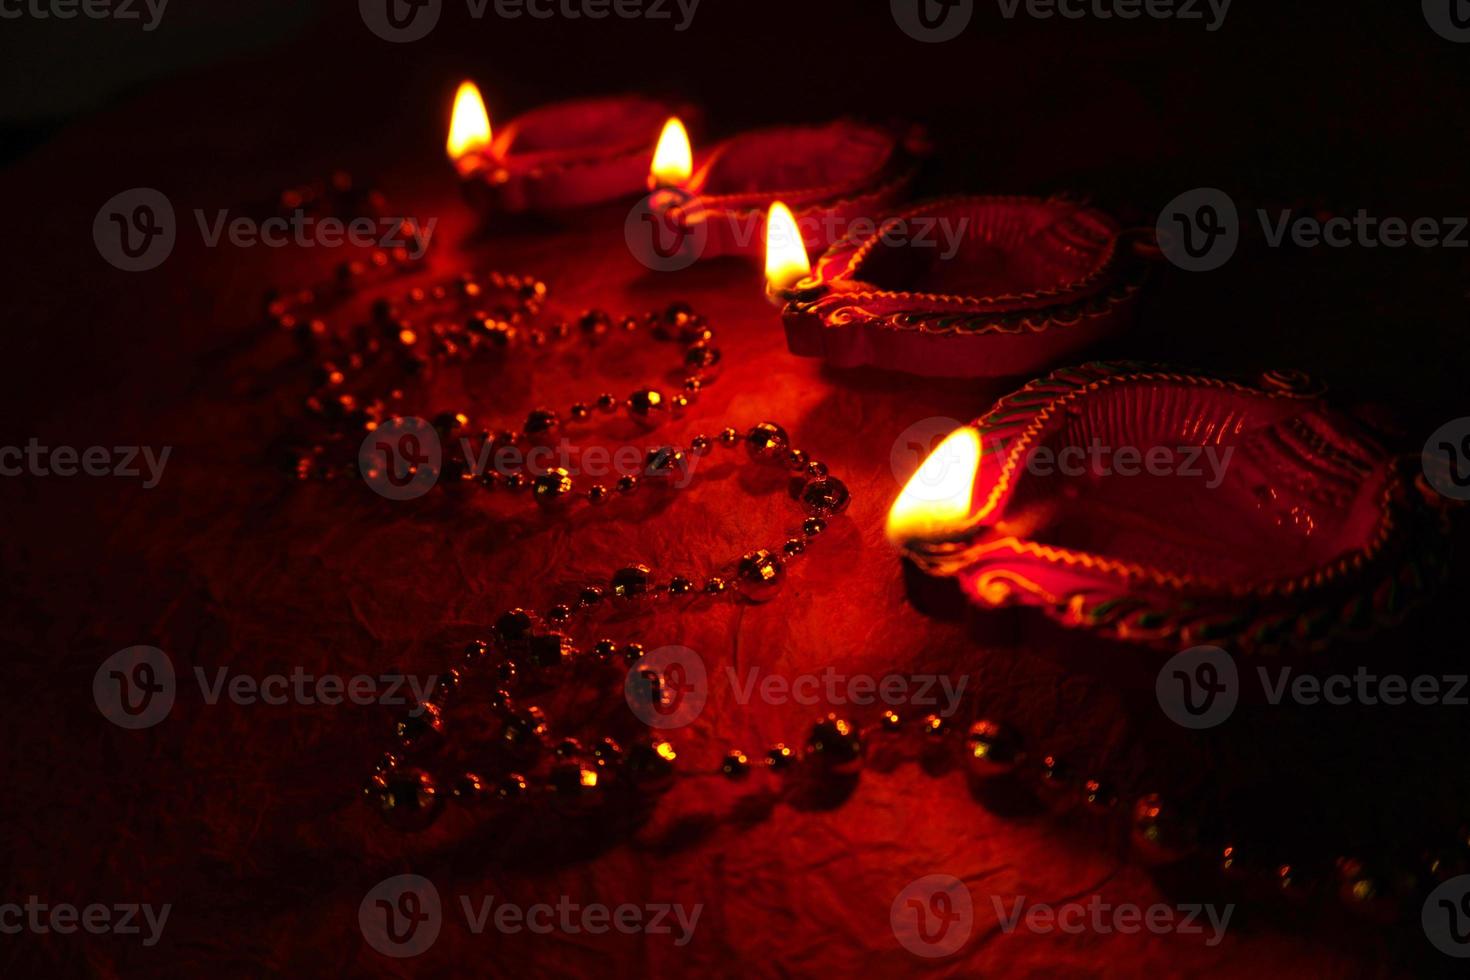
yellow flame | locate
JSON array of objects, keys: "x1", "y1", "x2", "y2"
[
  {"x1": 886, "y1": 427, "x2": 982, "y2": 545},
  {"x1": 447, "y1": 80, "x2": 492, "y2": 163},
  {"x1": 649, "y1": 116, "x2": 693, "y2": 187},
  {"x1": 764, "y1": 201, "x2": 811, "y2": 292}
]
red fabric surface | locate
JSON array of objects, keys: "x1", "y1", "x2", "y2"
[{"x1": 4, "y1": 8, "x2": 1468, "y2": 978}]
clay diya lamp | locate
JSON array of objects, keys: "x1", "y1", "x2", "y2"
[
  {"x1": 886, "y1": 362, "x2": 1453, "y2": 654},
  {"x1": 654, "y1": 118, "x2": 927, "y2": 262},
  {"x1": 772, "y1": 195, "x2": 1153, "y2": 378},
  {"x1": 446, "y1": 80, "x2": 698, "y2": 214}
]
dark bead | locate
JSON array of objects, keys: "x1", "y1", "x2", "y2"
[
  {"x1": 432, "y1": 668, "x2": 463, "y2": 704},
  {"x1": 366, "y1": 767, "x2": 441, "y2": 831},
  {"x1": 1082, "y1": 778, "x2": 1118, "y2": 811},
  {"x1": 683, "y1": 343, "x2": 721, "y2": 372},
  {"x1": 612, "y1": 564, "x2": 652, "y2": 597},
  {"x1": 586, "y1": 484, "x2": 610, "y2": 504},
  {"x1": 570, "y1": 403, "x2": 592, "y2": 421},
  {"x1": 721, "y1": 750, "x2": 751, "y2": 779},
  {"x1": 592, "y1": 638, "x2": 618, "y2": 661},
  {"x1": 528, "y1": 632, "x2": 571, "y2": 669},
  {"x1": 800, "y1": 476, "x2": 850, "y2": 517},
  {"x1": 690, "y1": 435, "x2": 712, "y2": 455},
  {"x1": 523, "y1": 408, "x2": 559, "y2": 435},
  {"x1": 596, "y1": 393, "x2": 618, "y2": 413},
  {"x1": 717, "y1": 427, "x2": 739, "y2": 446},
  {"x1": 784, "y1": 448, "x2": 809, "y2": 471},
  {"x1": 669, "y1": 576, "x2": 694, "y2": 595},
  {"x1": 766, "y1": 743, "x2": 797, "y2": 771},
  {"x1": 501, "y1": 707, "x2": 548, "y2": 750},
  {"x1": 628, "y1": 388, "x2": 666, "y2": 419},
  {"x1": 922, "y1": 714, "x2": 951, "y2": 740},
  {"x1": 880, "y1": 709, "x2": 903, "y2": 733},
  {"x1": 616, "y1": 475, "x2": 640, "y2": 494},
  {"x1": 663, "y1": 301, "x2": 695, "y2": 327},
  {"x1": 532, "y1": 468, "x2": 574, "y2": 502},
  {"x1": 553, "y1": 737, "x2": 584, "y2": 761},
  {"x1": 494, "y1": 608, "x2": 537, "y2": 646},
  {"x1": 494, "y1": 659, "x2": 520, "y2": 689},
  {"x1": 395, "y1": 702, "x2": 444, "y2": 749},
  {"x1": 621, "y1": 642, "x2": 645, "y2": 664},
  {"x1": 578, "y1": 309, "x2": 612, "y2": 336},
  {"x1": 496, "y1": 773, "x2": 529, "y2": 803},
  {"x1": 626, "y1": 740, "x2": 678, "y2": 791},
  {"x1": 964, "y1": 720, "x2": 1022, "y2": 777},
  {"x1": 803, "y1": 517, "x2": 827, "y2": 537},
  {"x1": 451, "y1": 772, "x2": 486, "y2": 802},
  {"x1": 463, "y1": 638, "x2": 492, "y2": 666},
  {"x1": 1130, "y1": 793, "x2": 1199, "y2": 865},
  {"x1": 578, "y1": 586, "x2": 605, "y2": 607},
  {"x1": 782, "y1": 538, "x2": 805, "y2": 557},
  {"x1": 805, "y1": 460, "x2": 829, "y2": 479},
  {"x1": 644, "y1": 446, "x2": 688, "y2": 480},
  {"x1": 591, "y1": 737, "x2": 623, "y2": 768},
  {"x1": 805, "y1": 716, "x2": 863, "y2": 775},
  {"x1": 546, "y1": 604, "x2": 572, "y2": 624},
  {"x1": 503, "y1": 472, "x2": 527, "y2": 492},
  {"x1": 704, "y1": 577, "x2": 728, "y2": 595},
  {"x1": 744, "y1": 422, "x2": 789, "y2": 461},
  {"x1": 549, "y1": 762, "x2": 605, "y2": 808},
  {"x1": 737, "y1": 550, "x2": 784, "y2": 602}
]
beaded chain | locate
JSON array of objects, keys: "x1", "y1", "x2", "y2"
[{"x1": 268, "y1": 177, "x2": 1468, "y2": 931}]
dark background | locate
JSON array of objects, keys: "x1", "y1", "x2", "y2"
[{"x1": 2, "y1": 1, "x2": 1468, "y2": 977}]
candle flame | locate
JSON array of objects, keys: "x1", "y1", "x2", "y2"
[
  {"x1": 764, "y1": 201, "x2": 811, "y2": 293},
  {"x1": 886, "y1": 427, "x2": 982, "y2": 545},
  {"x1": 649, "y1": 117, "x2": 692, "y2": 187},
  {"x1": 447, "y1": 80, "x2": 492, "y2": 164}
]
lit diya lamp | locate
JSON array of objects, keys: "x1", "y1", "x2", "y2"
[
  {"x1": 446, "y1": 80, "x2": 698, "y2": 214},
  {"x1": 887, "y1": 362, "x2": 1453, "y2": 653},
  {"x1": 659, "y1": 119, "x2": 928, "y2": 262},
  {"x1": 774, "y1": 195, "x2": 1154, "y2": 378}
]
